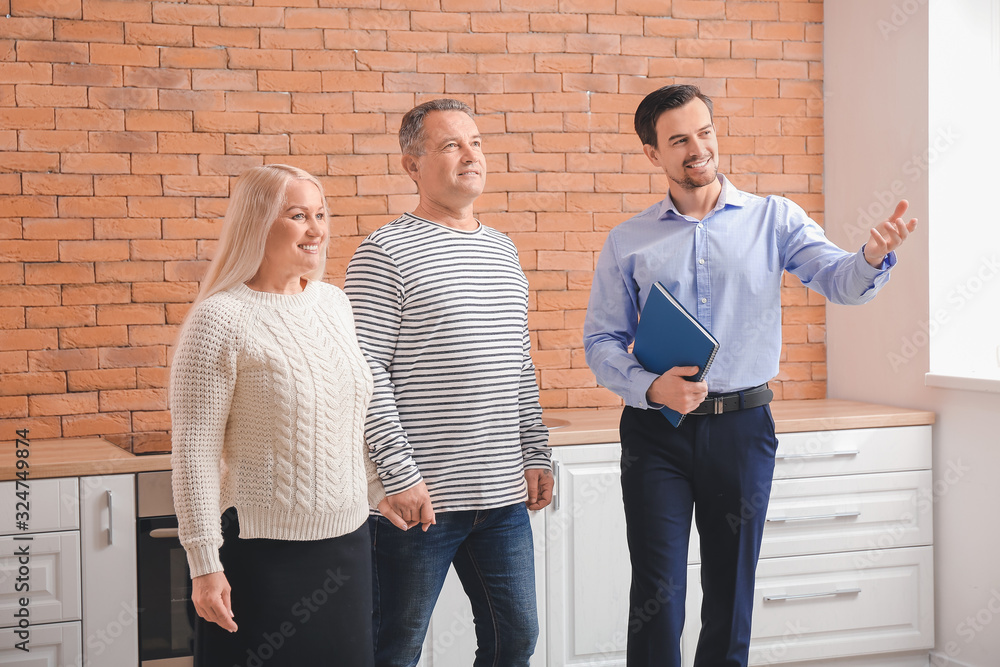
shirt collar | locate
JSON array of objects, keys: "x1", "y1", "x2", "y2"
[{"x1": 658, "y1": 174, "x2": 749, "y2": 221}]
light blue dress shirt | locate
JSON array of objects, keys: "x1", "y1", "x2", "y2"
[{"x1": 583, "y1": 175, "x2": 896, "y2": 407}]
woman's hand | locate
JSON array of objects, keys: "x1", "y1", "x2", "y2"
[{"x1": 192, "y1": 571, "x2": 238, "y2": 632}]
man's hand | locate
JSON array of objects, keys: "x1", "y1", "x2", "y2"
[
  {"x1": 646, "y1": 365, "x2": 708, "y2": 415},
  {"x1": 525, "y1": 468, "x2": 554, "y2": 511},
  {"x1": 864, "y1": 199, "x2": 918, "y2": 268},
  {"x1": 385, "y1": 481, "x2": 436, "y2": 531},
  {"x1": 192, "y1": 571, "x2": 237, "y2": 633},
  {"x1": 377, "y1": 497, "x2": 410, "y2": 531}
]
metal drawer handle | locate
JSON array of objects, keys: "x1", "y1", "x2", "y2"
[
  {"x1": 106, "y1": 490, "x2": 113, "y2": 546},
  {"x1": 767, "y1": 511, "x2": 861, "y2": 523},
  {"x1": 149, "y1": 528, "x2": 180, "y2": 539},
  {"x1": 775, "y1": 449, "x2": 860, "y2": 461},
  {"x1": 764, "y1": 587, "x2": 861, "y2": 602},
  {"x1": 551, "y1": 461, "x2": 561, "y2": 512}
]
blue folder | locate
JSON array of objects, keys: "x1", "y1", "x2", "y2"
[{"x1": 633, "y1": 281, "x2": 720, "y2": 427}]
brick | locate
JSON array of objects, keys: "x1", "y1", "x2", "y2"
[
  {"x1": 25, "y1": 305, "x2": 95, "y2": 329},
  {"x1": 132, "y1": 281, "x2": 198, "y2": 303},
  {"x1": 129, "y1": 324, "x2": 179, "y2": 346},
  {"x1": 190, "y1": 69, "x2": 256, "y2": 91},
  {"x1": 471, "y1": 12, "x2": 528, "y2": 32},
  {"x1": 0, "y1": 396, "x2": 28, "y2": 419},
  {"x1": 0, "y1": 108, "x2": 54, "y2": 131},
  {"x1": 82, "y1": 0, "x2": 150, "y2": 22},
  {"x1": 409, "y1": 11, "x2": 469, "y2": 33},
  {"x1": 125, "y1": 22, "x2": 193, "y2": 47},
  {"x1": 93, "y1": 218, "x2": 160, "y2": 240},
  {"x1": 129, "y1": 154, "x2": 195, "y2": 176},
  {"x1": 156, "y1": 132, "x2": 224, "y2": 155},
  {"x1": 67, "y1": 368, "x2": 135, "y2": 391},
  {"x1": 0, "y1": 351, "x2": 28, "y2": 373},
  {"x1": 131, "y1": 411, "x2": 171, "y2": 432},
  {"x1": 59, "y1": 324, "x2": 129, "y2": 349},
  {"x1": 753, "y1": 21, "x2": 804, "y2": 41},
  {"x1": 228, "y1": 48, "x2": 292, "y2": 71},
  {"x1": 0, "y1": 307, "x2": 23, "y2": 329},
  {"x1": 15, "y1": 84, "x2": 88, "y2": 107},
  {"x1": 55, "y1": 108, "x2": 124, "y2": 131},
  {"x1": 219, "y1": 6, "x2": 284, "y2": 27},
  {"x1": 99, "y1": 388, "x2": 167, "y2": 412},
  {"x1": 163, "y1": 260, "x2": 208, "y2": 282},
  {"x1": 53, "y1": 19, "x2": 123, "y2": 43},
  {"x1": 99, "y1": 345, "x2": 165, "y2": 368},
  {"x1": 566, "y1": 33, "x2": 620, "y2": 54},
  {"x1": 22, "y1": 174, "x2": 91, "y2": 196},
  {"x1": 0, "y1": 328, "x2": 58, "y2": 351},
  {"x1": 30, "y1": 344, "x2": 98, "y2": 374},
  {"x1": 0, "y1": 371, "x2": 65, "y2": 395},
  {"x1": 94, "y1": 261, "x2": 163, "y2": 283},
  {"x1": 122, "y1": 66, "x2": 190, "y2": 90},
  {"x1": 159, "y1": 47, "x2": 227, "y2": 70},
  {"x1": 88, "y1": 87, "x2": 158, "y2": 110},
  {"x1": 29, "y1": 391, "x2": 98, "y2": 416},
  {"x1": 261, "y1": 112, "x2": 322, "y2": 134},
  {"x1": 449, "y1": 33, "x2": 506, "y2": 53},
  {"x1": 353, "y1": 92, "x2": 414, "y2": 113},
  {"x1": 727, "y1": 78, "x2": 780, "y2": 98},
  {"x1": 151, "y1": 2, "x2": 219, "y2": 25},
  {"x1": 62, "y1": 411, "x2": 131, "y2": 437},
  {"x1": 193, "y1": 26, "x2": 259, "y2": 48},
  {"x1": 260, "y1": 27, "x2": 324, "y2": 50},
  {"x1": 324, "y1": 29, "x2": 387, "y2": 51},
  {"x1": 0, "y1": 239, "x2": 59, "y2": 262},
  {"x1": 589, "y1": 14, "x2": 643, "y2": 35},
  {"x1": 89, "y1": 43, "x2": 158, "y2": 67},
  {"x1": 530, "y1": 13, "x2": 585, "y2": 33},
  {"x1": 226, "y1": 91, "x2": 291, "y2": 113},
  {"x1": 11, "y1": 0, "x2": 82, "y2": 18},
  {"x1": 1, "y1": 18, "x2": 54, "y2": 40},
  {"x1": 198, "y1": 154, "x2": 264, "y2": 175},
  {"x1": 23, "y1": 261, "x2": 93, "y2": 285},
  {"x1": 443, "y1": 73, "x2": 502, "y2": 94},
  {"x1": 0, "y1": 62, "x2": 52, "y2": 84},
  {"x1": 62, "y1": 283, "x2": 130, "y2": 305}
]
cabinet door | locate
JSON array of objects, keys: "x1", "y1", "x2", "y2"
[
  {"x1": 684, "y1": 547, "x2": 934, "y2": 665},
  {"x1": 773, "y1": 426, "x2": 930, "y2": 479},
  {"x1": 546, "y1": 443, "x2": 631, "y2": 667},
  {"x1": 419, "y1": 508, "x2": 547, "y2": 667},
  {"x1": 0, "y1": 620, "x2": 81, "y2": 666},
  {"x1": 0, "y1": 532, "x2": 81, "y2": 626},
  {"x1": 79, "y1": 475, "x2": 138, "y2": 667},
  {"x1": 0, "y1": 479, "x2": 79, "y2": 536}
]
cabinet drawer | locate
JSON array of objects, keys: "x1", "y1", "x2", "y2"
[
  {"x1": 760, "y1": 471, "x2": 933, "y2": 559},
  {"x1": 749, "y1": 546, "x2": 933, "y2": 664},
  {"x1": 0, "y1": 532, "x2": 82, "y2": 627},
  {"x1": 0, "y1": 620, "x2": 82, "y2": 666},
  {"x1": 0, "y1": 479, "x2": 79, "y2": 536},
  {"x1": 774, "y1": 426, "x2": 930, "y2": 479}
]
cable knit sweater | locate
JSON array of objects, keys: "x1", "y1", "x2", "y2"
[{"x1": 170, "y1": 280, "x2": 385, "y2": 578}]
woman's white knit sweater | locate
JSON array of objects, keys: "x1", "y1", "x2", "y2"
[{"x1": 170, "y1": 281, "x2": 385, "y2": 578}]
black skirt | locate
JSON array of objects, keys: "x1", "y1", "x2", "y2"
[{"x1": 194, "y1": 507, "x2": 374, "y2": 667}]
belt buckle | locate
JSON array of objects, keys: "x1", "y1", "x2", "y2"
[{"x1": 713, "y1": 396, "x2": 724, "y2": 415}]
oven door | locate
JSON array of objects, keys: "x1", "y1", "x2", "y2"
[{"x1": 137, "y1": 472, "x2": 195, "y2": 666}]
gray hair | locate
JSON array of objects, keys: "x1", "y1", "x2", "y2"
[{"x1": 398, "y1": 99, "x2": 474, "y2": 156}]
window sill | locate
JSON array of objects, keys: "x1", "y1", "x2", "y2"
[{"x1": 924, "y1": 373, "x2": 1000, "y2": 394}]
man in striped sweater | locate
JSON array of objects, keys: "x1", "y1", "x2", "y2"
[{"x1": 345, "y1": 98, "x2": 553, "y2": 667}]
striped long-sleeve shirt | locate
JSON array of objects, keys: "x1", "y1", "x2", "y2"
[{"x1": 344, "y1": 213, "x2": 552, "y2": 512}]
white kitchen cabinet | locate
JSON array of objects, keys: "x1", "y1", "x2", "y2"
[
  {"x1": 0, "y1": 475, "x2": 137, "y2": 666},
  {"x1": 79, "y1": 474, "x2": 138, "y2": 667},
  {"x1": 0, "y1": 621, "x2": 82, "y2": 666}
]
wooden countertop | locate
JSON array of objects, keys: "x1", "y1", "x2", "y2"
[{"x1": 2, "y1": 399, "x2": 934, "y2": 481}]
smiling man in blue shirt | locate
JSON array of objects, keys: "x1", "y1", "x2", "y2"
[{"x1": 583, "y1": 84, "x2": 917, "y2": 667}]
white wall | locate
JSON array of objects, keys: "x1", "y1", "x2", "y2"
[{"x1": 825, "y1": 2, "x2": 1000, "y2": 666}]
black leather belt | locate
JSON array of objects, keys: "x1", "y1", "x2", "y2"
[{"x1": 688, "y1": 383, "x2": 773, "y2": 416}]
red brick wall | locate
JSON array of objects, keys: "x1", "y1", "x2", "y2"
[{"x1": 1, "y1": 0, "x2": 826, "y2": 450}]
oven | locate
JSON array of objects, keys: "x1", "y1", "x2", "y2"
[{"x1": 136, "y1": 471, "x2": 195, "y2": 666}]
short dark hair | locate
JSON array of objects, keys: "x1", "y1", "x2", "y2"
[
  {"x1": 633, "y1": 84, "x2": 714, "y2": 148},
  {"x1": 399, "y1": 98, "x2": 474, "y2": 156}
]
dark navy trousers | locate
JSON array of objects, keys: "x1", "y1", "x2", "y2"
[{"x1": 619, "y1": 404, "x2": 779, "y2": 667}]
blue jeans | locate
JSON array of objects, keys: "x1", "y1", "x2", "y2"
[{"x1": 369, "y1": 502, "x2": 539, "y2": 667}]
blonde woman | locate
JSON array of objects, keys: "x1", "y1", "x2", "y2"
[{"x1": 170, "y1": 164, "x2": 405, "y2": 666}]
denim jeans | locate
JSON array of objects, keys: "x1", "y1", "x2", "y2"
[{"x1": 369, "y1": 502, "x2": 539, "y2": 667}]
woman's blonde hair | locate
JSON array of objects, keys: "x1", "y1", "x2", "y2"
[{"x1": 194, "y1": 164, "x2": 329, "y2": 306}]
